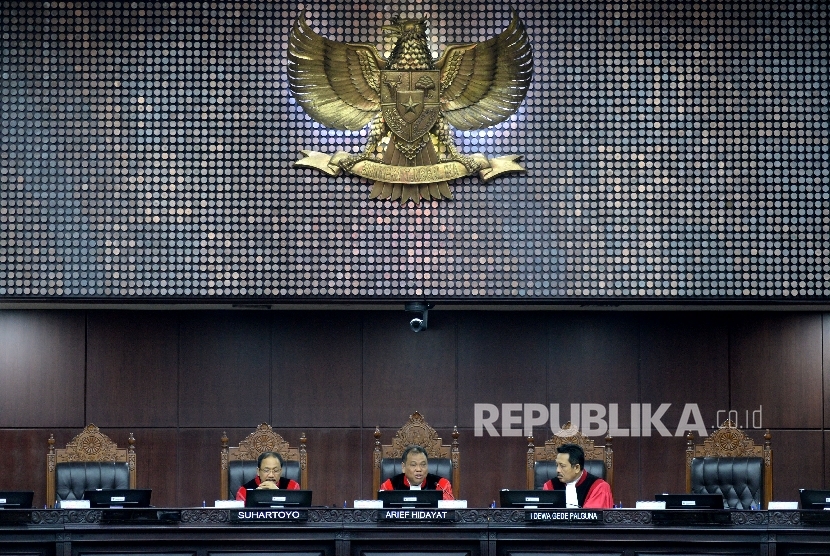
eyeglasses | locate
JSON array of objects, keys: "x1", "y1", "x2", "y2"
[{"x1": 259, "y1": 467, "x2": 282, "y2": 474}]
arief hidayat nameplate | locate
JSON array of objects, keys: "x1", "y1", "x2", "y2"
[{"x1": 378, "y1": 509, "x2": 455, "y2": 522}]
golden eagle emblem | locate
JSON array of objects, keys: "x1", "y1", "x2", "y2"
[{"x1": 288, "y1": 12, "x2": 533, "y2": 204}]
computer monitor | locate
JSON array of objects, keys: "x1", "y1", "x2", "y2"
[
  {"x1": 245, "y1": 489, "x2": 312, "y2": 508},
  {"x1": 499, "y1": 490, "x2": 566, "y2": 509},
  {"x1": 800, "y1": 489, "x2": 830, "y2": 510},
  {"x1": 655, "y1": 493, "x2": 725, "y2": 510},
  {"x1": 83, "y1": 489, "x2": 152, "y2": 509},
  {"x1": 0, "y1": 491, "x2": 34, "y2": 509},
  {"x1": 377, "y1": 489, "x2": 442, "y2": 508}
]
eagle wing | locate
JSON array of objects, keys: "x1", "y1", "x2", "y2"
[
  {"x1": 287, "y1": 16, "x2": 385, "y2": 131},
  {"x1": 436, "y1": 11, "x2": 533, "y2": 131}
]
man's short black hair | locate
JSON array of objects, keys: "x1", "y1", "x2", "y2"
[
  {"x1": 556, "y1": 443, "x2": 585, "y2": 470},
  {"x1": 257, "y1": 451, "x2": 285, "y2": 468},
  {"x1": 401, "y1": 444, "x2": 428, "y2": 463}
]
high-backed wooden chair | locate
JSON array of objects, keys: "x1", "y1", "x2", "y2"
[
  {"x1": 372, "y1": 411, "x2": 460, "y2": 499},
  {"x1": 527, "y1": 421, "x2": 614, "y2": 490},
  {"x1": 46, "y1": 424, "x2": 136, "y2": 508},
  {"x1": 686, "y1": 420, "x2": 772, "y2": 510},
  {"x1": 220, "y1": 423, "x2": 308, "y2": 500}
]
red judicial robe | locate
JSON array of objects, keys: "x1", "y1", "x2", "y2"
[
  {"x1": 235, "y1": 475, "x2": 301, "y2": 502},
  {"x1": 379, "y1": 473, "x2": 455, "y2": 500},
  {"x1": 542, "y1": 471, "x2": 613, "y2": 509}
]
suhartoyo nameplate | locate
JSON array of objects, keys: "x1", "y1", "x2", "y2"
[{"x1": 231, "y1": 509, "x2": 308, "y2": 523}]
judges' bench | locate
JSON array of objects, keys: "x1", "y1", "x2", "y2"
[{"x1": 0, "y1": 508, "x2": 828, "y2": 556}]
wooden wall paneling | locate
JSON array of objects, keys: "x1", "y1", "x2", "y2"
[
  {"x1": 362, "y1": 311, "x2": 458, "y2": 429},
  {"x1": 457, "y1": 312, "x2": 548, "y2": 429},
  {"x1": 0, "y1": 311, "x2": 85, "y2": 428},
  {"x1": 731, "y1": 313, "x2": 823, "y2": 429},
  {"x1": 766, "y1": 430, "x2": 823, "y2": 504},
  {"x1": 605, "y1": 436, "x2": 638, "y2": 507},
  {"x1": 302, "y1": 428, "x2": 364, "y2": 506},
  {"x1": 178, "y1": 428, "x2": 232, "y2": 507},
  {"x1": 272, "y1": 312, "x2": 363, "y2": 428},
  {"x1": 2, "y1": 308, "x2": 830, "y2": 509},
  {"x1": 824, "y1": 314, "x2": 830, "y2": 429},
  {"x1": 639, "y1": 435, "x2": 686, "y2": 500},
  {"x1": 0, "y1": 429, "x2": 58, "y2": 508},
  {"x1": 133, "y1": 428, "x2": 179, "y2": 508},
  {"x1": 86, "y1": 311, "x2": 179, "y2": 427},
  {"x1": 825, "y1": 431, "x2": 829, "y2": 490},
  {"x1": 640, "y1": 313, "x2": 730, "y2": 436},
  {"x1": 460, "y1": 431, "x2": 526, "y2": 508},
  {"x1": 547, "y1": 313, "x2": 640, "y2": 432},
  {"x1": 545, "y1": 313, "x2": 640, "y2": 506},
  {"x1": 178, "y1": 312, "x2": 271, "y2": 428}
]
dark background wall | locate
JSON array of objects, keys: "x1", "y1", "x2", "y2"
[
  {"x1": 0, "y1": 309, "x2": 826, "y2": 508},
  {"x1": 0, "y1": 1, "x2": 828, "y2": 302}
]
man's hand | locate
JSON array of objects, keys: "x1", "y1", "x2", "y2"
[{"x1": 257, "y1": 480, "x2": 279, "y2": 490}]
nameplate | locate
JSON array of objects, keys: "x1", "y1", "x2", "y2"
[
  {"x1": 377, "y1": 509, "x2": 455, "y2": 522},
  {"x1": 231, "y1": 509, "x2": 308, "y2": 523},
  {"x1": 214, "y1": 500, "x2": 245, "y2": 508},
  {"x1": 354, "y1": 499, "x2": 384, "y2": 509},
  {"x1": 800, "y1": 510, "x2": 830, "y2": 526},
  {"x1": 0, "y1": 511, "x2": 32, "y2": 525},
  {"x1": 57, "y1": 500, "x2": 91, "y2": 509},
  {"x1": 101, "y1": 509, "x2": 182, "y2": 524},
  {"x1": 525, "y1": 510, "x2": 602, "y2": 523},
  {"x1": 652, "y1": 510, "x2": 731, "y2": 526}
]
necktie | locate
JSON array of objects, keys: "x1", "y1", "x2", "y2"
[{"x1": 565, "y1": 482, "x2": 578, "y2": 508}]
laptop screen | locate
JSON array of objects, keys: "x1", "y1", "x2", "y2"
[
  {"x1": 499, "y1": 490, "x2": 566, "y2": 509},
  {"x1": 377, "y1": 489, "x2": 442, "y2": 508},
  {"x1": 245, "y1": 489, "x2": 312, "y2": 508},
  {"x1": 83, "y1": 489, "x2": 152, "y2": 509},
  {"x1": 0, "y1": 491, "x2": 34, "y2": 509},
  {"x1": 655, "y1": 493, "x2": 725, "y2": 510},
  {"x1": 800, "y1": 489, "x2": 830, "y2": 510}
]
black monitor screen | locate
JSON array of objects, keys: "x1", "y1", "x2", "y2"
[
  {"x1": 800, "y1": 490, "x2": 830, "y2": 510},
  {"x1": 499, "y1": 490, "x2": 566, "y2": 509},
  {"x1": 378, "y1": 489, "x2": 442, "y2": 508},
  {"x1": 0, "y1": 491, "x2": 34, "y2": 509},
  {"x1": 83, "y1": 489, "x2": 152, "y2": 509},
  {"x1": 655, "y1": 493, "x2": 724, "y2": 510},
  {"x1": 245, "y1": 489, "x2": 312, "y2": 508}
]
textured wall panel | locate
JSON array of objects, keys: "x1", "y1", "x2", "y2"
[{"x1": 0, "y1": 2, "x2": 827, "y2": 300}]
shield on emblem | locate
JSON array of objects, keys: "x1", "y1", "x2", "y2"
[
  {"x1": 381, "y1": 70, "x2": 441, "y2": 143},
  {"x1": 397, "y1": 90, "x2": 424, "y2": 123}
]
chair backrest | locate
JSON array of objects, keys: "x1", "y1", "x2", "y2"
[
  {"x1": 220, "y1": 423, "x2": 308, "y2": 500},
  {"x1": 527, "y1": 421, "x2": 614, "y2": 490},
  {"x1": 686, "y1": 420, "x2": 772, "y2": 510},
  {"x1": 46, "y1": 424, "x2": 136, "y2": 508},
  {"x1": 372, "y1": 411, "x2": 460, "y2": 499}
]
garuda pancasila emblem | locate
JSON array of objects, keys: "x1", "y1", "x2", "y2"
[{"x1": 288, "y1": 11, "x2": 533, "y2": 204}]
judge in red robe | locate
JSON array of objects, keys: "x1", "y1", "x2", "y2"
[
  {"x1": 235, "y1": 451, "x2": 300, "y2": 502},
  {"x1": 379, "y1": 445, "x2": 454, "y2": 500},
  {"x1": 541, "y1": 443, "x2": 613, "y2": 509}
]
